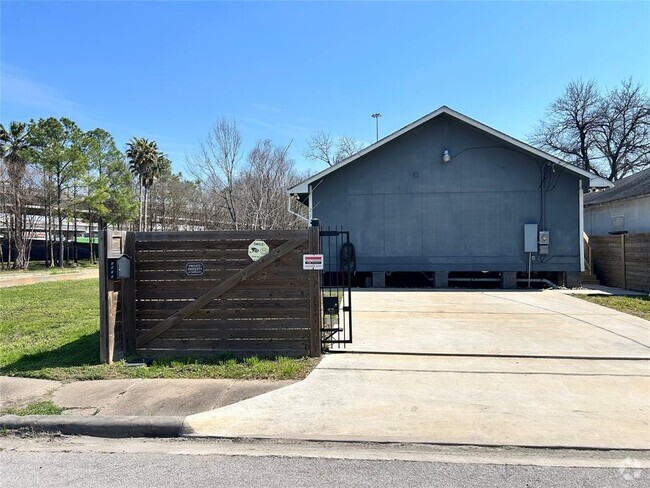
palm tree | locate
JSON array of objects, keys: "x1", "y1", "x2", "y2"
[
  {"x1": 126, "y1": 137, "x2": 167, "y2": 231},
  {"x1": 0, "y1": 122, "x2": 31, "y2": 269}
]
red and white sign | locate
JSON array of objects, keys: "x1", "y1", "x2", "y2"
[{"x1": 303, "y1": 254, "x2": 324, "y2": 270}]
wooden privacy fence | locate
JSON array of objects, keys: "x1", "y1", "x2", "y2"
[
  {"x1": 99, "y1": 228, "x2": 321, "y2": 363},
  {"x1": 589, "y1": 233, "x2": 650, "y2": 292}
]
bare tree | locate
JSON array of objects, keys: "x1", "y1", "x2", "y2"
[
  {"x1": 188, "y1": 119, "x2": 242, "y2": 229},
  {"x1": 531, "y1": 78, "x2": 649, "y2": 181},
  {"x1": 305, "y1": 130, "x2": 364, "y2": 167},
  {"x1": 240, "y1": 140, "x2": 303, "y2": 230},
  {"x1": 595, "y1": 79, "x2": 650, "y2": 180}
]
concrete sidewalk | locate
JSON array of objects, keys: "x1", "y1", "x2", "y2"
[
  {"x1": 183, "y1": 353, "x2": 650, "y2": 449},
  {"x1": 0, "y1": 269, "x2": 98, "y2": 288},
  {"x1": 0, "y1": 376, "x2": 294, "y2": 417}
]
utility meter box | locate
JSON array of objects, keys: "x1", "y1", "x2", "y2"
[
  {"x1": 538, "y1": 231, "x2": 550, "y2": 245},
  {"x1": 524, "y1": 224, "x2": 538, "y2": 253},
  {"x1": 107, "y1": 255, "x2": 131, "y2": 280}
]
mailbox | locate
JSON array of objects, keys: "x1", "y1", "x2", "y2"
[{"x1": 107, "y1": 255, "x2": 131, "y2": 280}]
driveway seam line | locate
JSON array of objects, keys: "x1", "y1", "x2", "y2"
[
  {"x1": 483, "y1": 292, "x2": 650, "y2": 349},
  {"x1": 317, "y1": 367, "x2": 650, "y2": 377}
]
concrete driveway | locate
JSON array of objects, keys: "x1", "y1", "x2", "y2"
[
  {"x1": 185, "y1": 290, "x2": 650, "y2": 449},
  {"x1": 339, "y1": 290, "x2": 650, "y2": 359}
]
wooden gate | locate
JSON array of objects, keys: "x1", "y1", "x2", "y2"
[{"x1": 99, "y1": 228, "x2": 321, "y2": 363}]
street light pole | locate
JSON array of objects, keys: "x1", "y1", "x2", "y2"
[{"x1": 371, "y1": 113, "x2": 381, "y2": 142}]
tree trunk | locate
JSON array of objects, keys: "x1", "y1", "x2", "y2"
[
  {"x1": 73, "y1": 184, "x2": 78, "y2": 264},
  {"x1": 138, "y1": 176, "x2": 143, "y2": 232},
  {"x1": 57, "y1": 181, "x2": 64, "y2": 268},
  {"x1": 144, "y1": 186, "x2": 149, "y2": 232}
]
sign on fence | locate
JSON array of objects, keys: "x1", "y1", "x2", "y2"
[
  {"x1": 303, "y1": 254, "x2": 324, "y2": 270},
  {"x1": 248, "y1": 240, "x2": 270, "y2": 261},
  {"x1": 185, "y1": 262, "x2": 205, "y2": 276}
]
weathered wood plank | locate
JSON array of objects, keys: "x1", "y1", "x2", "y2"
[
  {"x1": 136, "y1": 307, "x2": 310, "y2": 320},
  {"x1": 135, "y1": 264, "x2": 305, "y2": 282},
  {"x1": 135, "y1": 239, "x2": 307, "y2": 348},
  {"x1": 134, "y1": 230, "x2": 307, "y2": 242},
  {"x1": 134, "y1": 251, "x2": 304, "y2": 266},
  {"x1": 136, "y1": 238, "x2": 306, "y2": 251},
  {"x1": 136, "y1": 254, "x2": 303, "y2": 268},
  {"x1": 121, "y1": 232, "x2": 136, "y2": 355},
  {"x1": 143, "y1": 338, "x2": 309, "y2": 351},
  {"x1": 135, "y1": 277, "x2": 309, "y2": 292},
  {"x1": 308, "y1": 225, "x2": 321, "y2": 357},
  {"x1": 137, "y1": 347, "x2": 309, "y2": 358},
  {"x1": 158, "y1": 328, "x2": 310, "y2": 340},
  {"x1": 136, "y1": 298, "x2": 309, "y2": 311},
  {"x1": 136, "y1": 318, "x2": 308, "y2": 331},
  {"x1": 136, "y1": 288, "x2": 310, "y2": 300}
]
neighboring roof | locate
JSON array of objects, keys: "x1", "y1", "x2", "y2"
[
  {"x1": 289, "y1": 106, "x2": 613, "y2": 195},
  {"x1": 584, "y1": 168, "x2": 650, "y2": 207}
]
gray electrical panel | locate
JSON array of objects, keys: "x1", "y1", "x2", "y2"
[
  {"x1": 538, "y1": 231, "x2": 550, "y2": 245},
  {"x1": 524, "y1": 224, "x2": 538, "y2": 252}
]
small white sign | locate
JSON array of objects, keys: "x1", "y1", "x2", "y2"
[
  {"x1": 303, "y1": 254, "x2": 324, "y2": 270},
  {"x1": 248, "y1": 240, "x2": 270, "y2": 261}
]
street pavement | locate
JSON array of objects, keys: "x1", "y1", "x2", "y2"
[{"x1": 2, "y1": 448, "x2": 646, "y2": 488}]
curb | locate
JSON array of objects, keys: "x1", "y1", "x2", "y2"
[{"x1": 0, "y1": 415, "x2": 185, "y2": 438}]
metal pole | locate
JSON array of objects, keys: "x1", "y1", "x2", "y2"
[{"x1": 371, "y1": 113, "x2": 382, "y2": 142}]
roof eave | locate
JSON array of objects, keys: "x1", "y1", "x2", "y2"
[{"x1": 288, "y1": 106, "x2": 613, "y2": 194}]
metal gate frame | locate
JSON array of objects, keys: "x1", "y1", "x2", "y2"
[{"x1": 319, "y1": 226, "x2": 353, "y2": 348}]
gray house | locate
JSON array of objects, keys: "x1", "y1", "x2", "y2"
[
  {"x1": 289, "y1": 106, "x2": 611, "y2": 288},
  {"x1": 584, "y1": 168, "x2": 650, "y2": 236}
]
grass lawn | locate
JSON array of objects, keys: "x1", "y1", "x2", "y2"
[
  {"x1": 0, "y1": 279, "x2": 318, "y2": 382},
  {"x1": 576, "y1": 294, "x2": 650, "y2": 321}
]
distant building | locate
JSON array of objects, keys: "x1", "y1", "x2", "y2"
[{"x1": 584, "y1": 168, "x2": 650, "y2": 236}]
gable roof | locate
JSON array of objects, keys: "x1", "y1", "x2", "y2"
[
  {"x1": 584, "y1": 168, "x2": 650, "y2": 207},
  {"x1": 289, "y1": 105, "x2": 613, "y2": 195}
]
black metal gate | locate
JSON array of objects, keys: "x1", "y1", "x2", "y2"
[{"x1": 320, "y1": 227, "x2": 353, "y2": 349}]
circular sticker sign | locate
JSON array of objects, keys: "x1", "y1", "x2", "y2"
[{"x1": 248, "y1": 240, "x2": 270, "y2": 261}]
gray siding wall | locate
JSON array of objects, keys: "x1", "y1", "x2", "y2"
[
  {"x1": 584, "y1": 196, "x2": 650, "y2": 236},
  {"x1": 312, "y1": 114, "x2": 582, "y2": 272}
]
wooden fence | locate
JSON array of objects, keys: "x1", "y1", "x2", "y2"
[
  {"x1": 589, "y1": 233, "x2": 650, "y2": 292},
  {"x1": 99, "y1": 228, "x2": 321, "y2": 363}
]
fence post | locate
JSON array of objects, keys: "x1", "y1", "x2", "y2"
[
  {"x1": 99, "y1": 230, "x2": 108, "y2": 364},
  {"x1": 99, "y1": 230, "x2": 125, "y2": 364},
  {"x1": 308, "y1": 223, "x2": 321, "y2": 357},
  {"x1": 622, "y1": 233, "x2": 627, "y2": 290},
  {"x1": 121, "y1": 231, "x2": 136, "y2": 355}
]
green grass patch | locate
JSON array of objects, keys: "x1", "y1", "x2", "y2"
[
  {"x1": 0, "y1": 279, "x2": 318, "y2": 381},
  {"x1": 4, "y1": 401, "x2": 63, "y2": 416},
  {"x1": 575, "y1": 295, "x2": 650, "y2": 321}
]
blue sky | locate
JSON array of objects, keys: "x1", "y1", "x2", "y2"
[{"x1": 2, "y1": 1, "x2": 649, "y2": 175}]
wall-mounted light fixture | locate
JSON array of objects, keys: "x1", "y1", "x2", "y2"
[{"x1": 442, "y1": 149, "x2": 451, "y2": 163}]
